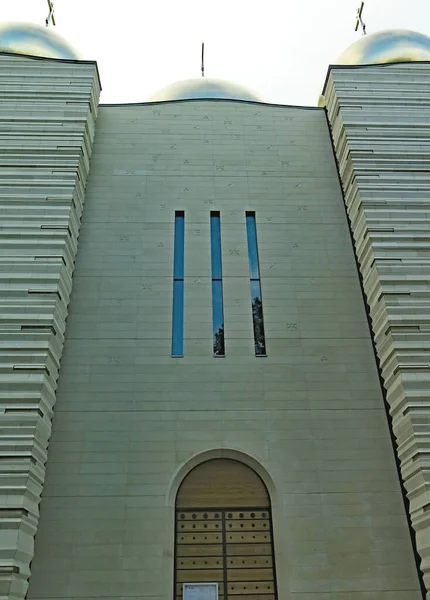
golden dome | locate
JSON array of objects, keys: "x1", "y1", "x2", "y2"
[
  {"x1": 337, "y1": 29, "x2": 430, "y2": 65},
  {"x1": 0, "y1": 22, "x2": 79, "y2": 60},
  {"x1": 148, "y1": 78, "x2": 262, "y2": 102}
]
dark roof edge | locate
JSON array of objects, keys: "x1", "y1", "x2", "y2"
[
  {"x1": 321, "y1": 59, "x2": 430, "y2": 97},
  {"x1": 0, "y1": 50, "x2": 102, "y2": 91},
  {"x1": 99, "y1": 97, "x2": 323, "y2": 110}
]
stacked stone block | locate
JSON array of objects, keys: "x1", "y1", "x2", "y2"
[
  {"x1": 0, "y1": 53, "x2": 100, "y2": 599},
  {"x1": 325, "y1": 61, "x2": 430, "y2": 594}
]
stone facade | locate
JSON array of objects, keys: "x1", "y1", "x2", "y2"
[
  {"x1": 324, "y1": 61, "x2": 430, "y2": 596},
  {"x1": 25, "y1": 97, "x2": 421, "y2": 599},
  {"x1": 0, "y1": 54, "x2": 100, "y2": 599}
]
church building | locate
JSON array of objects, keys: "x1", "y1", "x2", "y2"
[{"x1": 0, "y1": 17, "x2": 429, "y2": 600}]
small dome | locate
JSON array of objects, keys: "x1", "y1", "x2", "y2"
[
  {"x1": 148, "y1": 77, "x2": 262, "y2": 102},
  {"x1": 0, "y1": 22, "x2": 79, "y2": 60},
  {"x1": 337, "y1": 29, "x2": 430, "y2": 65}
]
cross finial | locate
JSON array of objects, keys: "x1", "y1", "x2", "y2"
[
  {"x1": 201, "y1": 43, "x2": 205, "y2": 77},
  {"x1": 46, "y1": 0, "x2": 56, "y2": 27},
  {"x1": 355, "y1": 2, "x2": 366, "y2": 35}
]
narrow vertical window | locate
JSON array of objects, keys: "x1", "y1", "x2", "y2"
[
  {"x1": 246, "y1": 212, "x2": 267, "y2": 355},
  {"x1": 210, "y1": 212, "x2": 225, "y2": 356},
  {"x1": 172, "y1": 211, "x2": 184, "y2": 356}
]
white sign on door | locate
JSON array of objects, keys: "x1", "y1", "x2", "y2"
[{"x1": 183, "y1": 582, "x2": 218, "y2": 600}]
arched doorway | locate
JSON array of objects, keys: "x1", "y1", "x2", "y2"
[{"x1": 175, "y1": 458, "x2": 277, "y2": 599}]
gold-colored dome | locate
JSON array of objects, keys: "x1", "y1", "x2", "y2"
[
  {"x1": 0, "y1": 22, "x2": 79, "y2": 60},
  {"x1": 148, "y1": 78, "x2": 262, "y2": 102},
  {"x1": 337, "y1": 29, "x2": 430, "y2": 65}
]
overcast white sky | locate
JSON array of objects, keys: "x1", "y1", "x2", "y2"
[{"x1": 3, "y1": 0, "x2": 430, "y2": 105}]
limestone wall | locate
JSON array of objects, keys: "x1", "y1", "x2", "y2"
[{"x1": 28, "y1": 98, "x2": 421, "y2": 599}]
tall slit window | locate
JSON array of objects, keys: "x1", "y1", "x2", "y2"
[
  {"x1": 246, "y1": 212, "x2": 267, "y2": 356},
  {"x1": 172, "y1": 211, "x2": 185, "y2": 356},
  {"x1": 210, "y1": 212, "x2": 225, "y2": 356}
]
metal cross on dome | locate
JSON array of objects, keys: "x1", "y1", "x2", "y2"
[
  {"x1": 45, "y1": 0, "x2": 56, "y2": 27},
  {"x1": 355, "y1": 2, "x2": 366, "y2": 35}
]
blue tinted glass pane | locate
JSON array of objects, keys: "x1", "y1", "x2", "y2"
[
  {"x1": 250, "y1": 279, "x2": 261, "y2": 303},
  {"x1": 172, "y1": 280, "x2": 184, "y2": 356},
  {"x1": 173, "y1": 213, "x2": 184, "y2": 279},
  {"x1": 210, "y1": 213, "x2": 222, "y2": 279},
  {"x1": 250, "y1": 280, "x2": 266, "y2": 355},
  {"x1": 212, "y1": 280, "x2": 225, "y2": 356},
  {"x1": 246, "y1": 213, "x2": 260, "y2": 279}
]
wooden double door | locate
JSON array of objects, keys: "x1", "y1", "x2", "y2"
[{"x1": 174, "y1": 459, "x2": 277, "y2": 600}]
